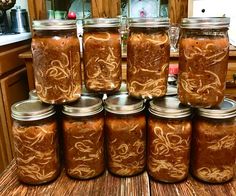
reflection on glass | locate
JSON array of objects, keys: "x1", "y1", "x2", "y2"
[{"x1": 169, "y1": 24, "x2": 180, "y2": 52}]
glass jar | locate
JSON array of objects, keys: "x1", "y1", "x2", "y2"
[
  {"x1": 83, "y1": 18, "x2": 122, "y2": 93},
  {"x1": 62, "y1": 96, "x2": 105, "y2": 179},
  {"x1": 147, "y1": 96, "x2": 192, "y2": 182},
  {"x1": 105, "y1": 94, "x2": 146, "y2": 176},
  {"x1": 192, "y1": 98, "x2": 236, "y2": 183},
  {"x1": 32, "y1": 20, "x2": 82, "y2": 104},
  {"x1": 178, "y1": 17, "x2": 230, "y2": 108},
  {"x1": 127, "y1": 18, "x2": 170, "y2": 99},
  {"x1": 11, "y1": 100, "x2": 60, "y2": 185}
]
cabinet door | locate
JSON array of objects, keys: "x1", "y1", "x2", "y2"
[
  {"x1": 0, "y1": 90, "x2": 10, "y2": 173},
  {"x1": 1, "y1": 67, "x2": 29, "y2": 158}
]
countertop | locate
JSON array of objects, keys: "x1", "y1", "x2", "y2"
[
  {"x1": 0, "y1": 32, "x2": 32, "y2": 46},
  {"x1": 0, "y1": 160, "x2": 236, "y2": 196}
]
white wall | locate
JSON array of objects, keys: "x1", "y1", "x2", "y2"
[
  {"x1": 14, "y1": 0, "x2": 28, "y2": 10},
  {"x1": 192, "y1": 0, "x2": 236, "y2": 46}
]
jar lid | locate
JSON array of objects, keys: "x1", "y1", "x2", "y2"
[
  {"x1": 32, "y1": 20, "x2": 77, "y2": 30},
  {"x1": 105, "y1": 94, "x2": 144, "y2": 114},
  {"x1": 29, "y1": 89, "x2": 39, "y2": 100},
  {"x1": 149, "y1": 96, "x2": 191, "y2": 118},
  {"x1": 11, "y1": 100, "x2": 55, "y2": 121},
  {"x1": 62, "y1": 96, "x2": 103, "y2": 117},
  {"x1": 181, "y1": 17, "x2": 230, "y2": 29},
  {"x1": 198, "y1": 98, "x2": 236, "y2": 119},
  {"x1": 83, "y1": 18, "x2": 120, "y2": 28},
  {"x1": 129, "y1": 17, "x2": 170, "y2": 27}
]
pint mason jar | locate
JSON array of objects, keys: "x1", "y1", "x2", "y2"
[
  {"x1": 192, "y1": 98, "x2": 236, "y2": 183},
  {"x1": 178, "y1": 17, "x2": 230, "y2": 108},
  {"x1": 127, "y1": 18, "x2": 170, "y2": 99},
  {"x1": 31, "y1": 20, "x2": 82, "y2": 104},
  {"x1": 105, "y1": 94, "x2": 146, "y2": 176},
  {"x1": 83, "y1": 18, "x2": 122, "y2": 93},
  {"x1": 147, "y1": 96, "x2": 192, "y2": 182},
  {"x1": 62, "y1": 96, "x2": 105, "y2": 179},
  {"x1": 11, "y1": 100, "x2": 60, "y2": 185}
]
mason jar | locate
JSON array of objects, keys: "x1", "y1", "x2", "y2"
[
  {"x1": 192, "y1": 98, "x2": 236, "y2": 183},
  {"x1": 127, "y1": 18, "x2": 170, "y2": 99},
  {"x1": 32, "y1": 20, "x2": 82, "y2": 104},
  {"x1": 147, "y1": 96, "x2": 192, "y2": 182},
  {"x1": 11, "y1": 100, "x2": 60, "y2": 185},
  {"x1": 105, "y1": 94, "x2": 146, "y2": 176},
  {"x1": 178, "y1": 17, "x2": 230, "y2": 108},
  {"x1": 62, "y1": 96, "x2": 105, "y2": 179},
  {"x1": 83, "y1": 18, "x2": 122, "y2": 93}
]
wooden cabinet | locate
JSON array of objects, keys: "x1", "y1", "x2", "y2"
[{"x1": 0, "y1": 41, "x2": 30, "y2": 173}]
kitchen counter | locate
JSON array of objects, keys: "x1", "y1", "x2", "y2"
[
  {"x1": 0, "y1": 160, "x2": 235, "y2": 196},
  {"x1": 0, "y1": 32, "x2": 32, "y2": 46}
]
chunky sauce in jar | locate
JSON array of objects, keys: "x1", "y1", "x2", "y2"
[
  {"x1": 192, "y1": 98, "x2": 236, "y2": 183},
  {"x1": 127, "y1": 18, "x2": 170, "y2": 99},
  {"x1": 11, "y1": 100, "x2": 60, "y2": 184},
  {"x1": 105, "y1": 94, "x2": 146, "y2": 176},
  {"x1": 32, "y1": 20, "x2": 82, "y2": 104},
  {"x1": 147, "y1": 97, "x2": 192, "y2": 182},
  {"x1": 83, "y1": 18, "x2": 121, "y2": 93},
  {"x1": 178, "y1": 17, "x2": 230, "y2": 108},
  {"x1": 62, "y1": 96, "x2": 105, "y2": 179}
]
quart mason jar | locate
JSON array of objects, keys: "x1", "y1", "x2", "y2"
[
  {"x1": 62, "y1": 96, "x2": 105, "y2": 179},
  {"x1": 32, "y1": 20, "x2": 82, "y2": 104},
  {"x1": 11, "y1": 100, "x2": 60, "y2": 185},
  {"x1": 83, "y1": 18, "x2": 122, "y2": 93},
  {"x1": 192, "y1": 98, "x2": 236, "y2": 183},
  {"x1": 147, "y1": 96, "x2": 192, "y2": 182},
  {"x1": 178, "y1": 17, "x2": 230, "y2": 108},
  {"x1": 105, "y1": 94, "x2": 146, "y2": 176},
  {"x1": 127, "y1": 18, "x2": 170, "y2": 99}
]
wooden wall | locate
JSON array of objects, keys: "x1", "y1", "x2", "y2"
[
  {"x1": 168, "y1": 0, "x2": 188, "y2": 24},
  {"x1": 91, "y1": 0, "x2": 121, "y2": 18}
]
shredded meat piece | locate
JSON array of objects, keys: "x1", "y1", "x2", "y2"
[
  {"x1": 147, "y1": 117, "x2": 192, "y2": 182},
  {"x1": 178, "y1": 37, "x2": 229, "y2": 107},
  {"x1": 192, "y1": 117, "x2": 236, "y2": 183},
  {"x1": 127, "y1": 29, "x2": 170, "y2": 99},
  {"x1": 106, "y1": 113, "x2": 146, "y2": 176},
  {"x1": 83, "y1": 31, "x2": 121, "y2": 93},
  {"x1": 63, "y1": 115, "x2": 105, "y2": 179},
  {"x1": 32, "y1": 33, "x2": 82, "y2": 104},
  {"x1": 13, "y1": 119, "x2": 60, "y2": 184}
]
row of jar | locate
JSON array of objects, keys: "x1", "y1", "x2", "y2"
[
  {"x1": 31, "y1": 17, "x2": 230, "y2": 108},
  {"x1": 11, "y1": 95, "x2": 236, "y2": 185}
]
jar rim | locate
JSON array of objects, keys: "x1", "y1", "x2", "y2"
[
  {"x1": 129, "y1": 17, "x2": 170, "y2": 28},
  {"x1": 11, "y1": 100, "x2": 55, "y2": 121},
  {"x1": 181, "y1": 17, "x2": 230, "y2": 29},
  {"x1": 62, "y1": 96, "x2": 103, "y2": 117},
  {"x1": 149, "y1": 96, "x2": 192, "y2": 118},
  {"x1": 83, "y1": 18, "x2": 120, "y2": 28},
  {"x1": 32, "y1": 20, "x2": 77, "y2": 30},
  {"x1": 198, "y1": 98, "x2": 236, "y2": 119},
  {"x1": 105, "y1": 94, "x2": 144, "y2": 115}
]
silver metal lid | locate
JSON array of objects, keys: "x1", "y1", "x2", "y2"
[
  {"x1": 181, "y1": 17, "x2": 230, "y2": 29},
  {"x1": 29, "y1": 89, "x2": 39, "y2": 100},
  {"x1": 32, "y1": 20, "x2": 77, "y2": 30},
  {"x1": 11, "y1": 100, "x2": 55, "y2": 121},
  {"x1": 62, "y1": 96, "x2": 103, "y2": 117},
  {"x1": 105, "y1": 94, "x2": 144, "y2": 114},
  {"x1": 129, "y1": 17, "x2": 170, "y2": 27},
  {"x1": 83, "y1": 18, "x2": 120, "y2": 28},
  {"x1": 198, "y1": 98, "x2": 236, "y2": 119},
  {"x1": 149, "y1": 96, "x2": 191, "y2": 118}
]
